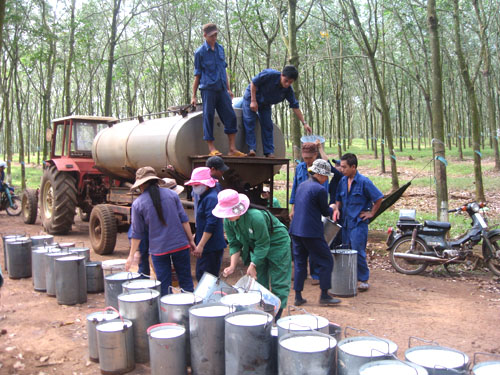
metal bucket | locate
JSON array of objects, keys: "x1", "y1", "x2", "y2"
[
  {"x1": 30, "y1": 234, "x2": 54, "y2": 248},
  {"x1": 102, "y1": 259, "x2": 127, "y2": 277},
  {"x1": 58, "y1": 242, "x2": 75, "y2": 250},
  {"x1": 405, "y1": 345, "x2": 469, "y2": 375},
  {"x1": 323, "y1": 217, "x2": 342, "y2": 246},
  {"x1": 86, "y1": 261, "x2": 104, "y2": 293},
  {"x1": 189, "y1": 303, "x2": 234, "y2": 375},
  {"x1": 225, "y1": 310, "x2": 273, "y2": 374},
  {"x1": 194, "y1": 272, "x2": 237, "y2": 302},
  {"x1": 2, "y1": 234, "x2": 24, "y2": 271},
  {"x1": 32, "y1": 248, "x2": 49, "y2": 291},
  {"x1": 96, "y1": 318, "x2": 135, "y2": 374},
  {"x1": 359, "y1": 359, "x2": 428, "y2": 375},
  {"x1": 86, "y1": 309, "x2": 120, "y2": 362},
  {"x1": 337, "y1": 336, "x2": 398, "y2": 375},
  {"x1": 472, "y1": 361, "x2": 500, "y2": 375},
  {"x1": 234, "y1": 275, "x2": 282, "y2": 316},
  {"x1": 118, "y1": 290, "x2": 160, "y2": 363},
  {"x1": 104, "y1": 271, "x2": 141, "y2": 309},
  {"x1": 45, "y1": 251, "x2": 73, "y2": 296},
  {"x1": 329, "y1": 249, "x2": 358, "y2": 297},
  {"x1": 278, "y1": 331, "x2": 337, "y2": 375},
  {"x1": 122, "y1": 278, "x2": 161, "y2": 294},
  {"x1": 55, "y1": 255, "x2": 87, "y2": 305},
  {"x1": 7, "y1": 238, "x2": 32, "y2": 279},
  {"x1": 220, "y1": 291, "x2": 263, "y2": 312},
  {"x1": 148, "y1": 323, "x2": 187, "y2": 375},
  {"x1": 277, "y1": 313, "x2": 329, "y2": 338},
  {"x1": 329, "y1": 322, "x2": 342, "y2": 343},
  {"x1": 69, "y1": 246, "x2": 90, "y2": 262}
]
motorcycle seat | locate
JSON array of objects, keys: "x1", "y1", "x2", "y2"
[{"x1": 424, "y1": 220, "x2": 451, "y2": 230}]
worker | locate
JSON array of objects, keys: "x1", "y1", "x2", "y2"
[
  {"x1": 333, "y1": 153, "x2": 383, "y2": 292},
  {"x1": 125, "y1": 167, "x2": 196, "y2": 296},
  {"x1": 216, "y1": 189, "x2": 291, "y2": 320},
  {"x1": 0, "y1": 161, "x2": 15, "y2": 208},
  {"x1": 191, "y1": 23, "x2": 245, "y2": 157},
  {"x1": 241, "y1": 66, "x2": 312, "y2": 157},
  {"x1": 289, "y1": 159, "x2": 341, "y2": 306},
  {"x1": 261, "y1": 185, "x2": 280, "y2": 208},
  {"x1": 185, "y1": 167, "x2": 226, "y2": 281},
  {"x1": 206, "y1": 155, "x2": 227, "y2": 190}
]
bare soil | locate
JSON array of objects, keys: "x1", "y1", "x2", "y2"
[{"x1": 0, "y1": 212, "x2": 500, "y2": 374}]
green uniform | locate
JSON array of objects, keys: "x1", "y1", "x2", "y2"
[{"x1": 224, "y1": 208, "x2": 292, "y2": 308}]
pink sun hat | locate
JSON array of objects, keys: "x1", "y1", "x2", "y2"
[
  {"x1": 185, "y1": 167, "x2": 217, "y2": 187},
  {"x1": 212, "y1": 189, "x2": 250, "y2": 218}
]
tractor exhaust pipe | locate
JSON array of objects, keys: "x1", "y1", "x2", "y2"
[{"x1": 392, "y1": 253, "x2": 448, "y2": 263}]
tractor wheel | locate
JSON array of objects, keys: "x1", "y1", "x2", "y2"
[
  {"x1": 39, "y1": 165, "x2": 77, "y2": 234},
  {"x1": 22, "y1": 188, "x2": 38, "y2": 224},
  {"x1": 89, "y1": 204, "x2": 117, "y2": 255}
]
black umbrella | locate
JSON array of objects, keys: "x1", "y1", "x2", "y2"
[{"x1": 370, "y1": 181, "x2": 412, "y2": 223}]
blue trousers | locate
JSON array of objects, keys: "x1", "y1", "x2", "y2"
[
  {"x1": 151, "y1": 249, "x2": 194, "y2": 296},
  {"x1": 201, "y1": 89, "x2": 237, "y2": 141},
  {"x1": 138, "y1": 243, "x2": 150, "y2": 277},
  {"x1": 291, "y1": 235, "x2": 333, "y2": 292},
  {"x1": 341, "y1": 222, "x2": 369, "y2": 282},
  {"x1": 242, "y1": 100, "x2": 274, "y2": 155},
  {"x1": 195, "y1": 249, "x2": 224, "y2": 282}
]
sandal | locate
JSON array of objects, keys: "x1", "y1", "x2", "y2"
[
  {"x1": 208, "y1": 150, "x2": 222, "y2": 156},
  {"x1": 228, "y1": 150, "x2": 246, "y2": 157},
  {"x1": 247, "y1": 150, "x2": 256, "y2": 157}
]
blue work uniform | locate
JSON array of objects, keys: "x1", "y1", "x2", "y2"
[
  {"x1": 242, "y1": 69, "x2": 299, "y2": 155},
  {"x1": 335, "y1": 171, "x2": 383, "y2": 282},
  {"x1": 193, "y1": 41, "x2": 237, "y2": 141},
  {"x1": 289, "y1": 177, "x2": 334, "y2": 292},
  {"x1": 127, "y1": 224, "x2": 150, "y2": 277},
  {"x1": 195, "y1": 187, "x2": 226, "y2": 281},
  {"x1": 328, "y1": 164, "x2": 344, "y2": 248}
]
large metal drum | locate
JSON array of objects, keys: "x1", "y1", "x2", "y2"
[
  {"x1": 337, "y1": 336, "x2": 398, "y2": 375},
  {"x1": 277, "y1": 314, "x2": 329, "y2": 338},
  {"x1": 405, "y1": 345, "x2": 469, "y2": 375},
  {"x1": 68, "y1": 246, "x2": 90, "y2": 262},
  {"x1": 220, "y1": 291, "x2": 262, "y2": 312},
  {"x1": 329, "y1": 249, "x2": 357, "y2": 297},
  {"x1": 278, "y1": 331, "x2": 337, "y2": 375},
  {"x1": 92, "y1": 109, "x2": 285, "y2": 185},
  {"x1": 32, "y1": 248, "x2": 49, "y2": 291},
  {"x1": 118, "y1": 290, "x2": 160, "y2": 364},
  {"x1": 55, "y1": 255, "x2": 87, "y2": 305},
  {"x1": 6, "y1": 238, "x2": 32, "y2": 279},
  {"x1": 45, "y1": 252, "x2": 73, "y2": 296},
  {"x1": 122, "y1": 278, "x2": 161, "y2": 294},
  {"x1": 96, "y1": 318, "x2": 135, "y2": 374},
  {"x1": 86, "y1": 309, "x2": 120, "y2": 362},
  {"x1": 225, "y1": 310, "x2": 273, "y2": 375},
  {"x1": 2, "y1": 234, "x2": 24, "y2": 271},
  {"x1": 30, "y1": 235, "x2": 54, "y2": 248},
  {"x1": 148, "y1": 323, "x2": 187, "y2": 375},
  {"x1": 104, "y1": 271, "x2": 141, "y2": 309},
  {"x1": 86, "y1": 261, "x2": 104, "y2": 293},
  {"x1": 472, "y1": 361, "x2": 500, "y2": 374},
  {"x1": 359, "y1": 360, "x2": 428, "y2": 375},
  {"x1": 189, "y1": 303, "x2": 234, "y2": 375}
]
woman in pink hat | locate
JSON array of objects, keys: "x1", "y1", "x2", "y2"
[
  {"x1": 185, "y1": 167, "x2": 226, "y2": 281},
  {"x1": 213, "y1": 189, "x2": 291, "y2": 319}
]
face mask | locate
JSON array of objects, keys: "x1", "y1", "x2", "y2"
[{"x1": 192, "y1": 185, "x2": 207, "y2": 195}]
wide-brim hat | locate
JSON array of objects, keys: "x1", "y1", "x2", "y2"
[
  {"x1": 130, "y1": 166, "x2": 166, "y2": 190},
  {"x1": 212, "y1": 189, "x2": 250, "y2": 219},
  {"x1": 185, "y1": 167, "x2": 217, "y2": 188},
  {"x1": 162, "y1": 178, "x2": 184, "y2": 195},
  {"x1": 308, "y1": 159, "x2": 333, "y2": 177}
]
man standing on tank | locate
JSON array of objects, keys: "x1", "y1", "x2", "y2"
[
  {"x1": 191, "y1": 23, "x2": 245, "y2": 157},
  {"x1": 241, "y1": 66, "x2": 312, "y2": 157}
]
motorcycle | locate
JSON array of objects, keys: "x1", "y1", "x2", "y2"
[
  {"x1": 0, "y1": 184, "x2": 22, "y2": 216},
  {"x1": 386, "y1": 202, "x2": 500, "y2": 277}
]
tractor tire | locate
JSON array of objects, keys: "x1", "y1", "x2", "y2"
[
  {"x1": 89, "y1": 204, "x2": 117, "y2": 255},
  {"x1": 22, "y1": 188, "x2": 38, "y2": 224},
  {"x1": 39, "y1": 165, "x2": 77, "y2": 234}
]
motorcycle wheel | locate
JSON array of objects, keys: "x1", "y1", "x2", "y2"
[
  {"x1": 485, "y1": 233, "x2": 500, "y2": 277},
  {"x1": 6, "y1": 196, "x2": 22, "y2": 216},
  {"x1": 389, "y1": 236, "x2": 429, "y2": 275}
]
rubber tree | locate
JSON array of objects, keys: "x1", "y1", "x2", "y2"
[{"x1": 63, "y1": 0, "x2": 76, "y2": 116}]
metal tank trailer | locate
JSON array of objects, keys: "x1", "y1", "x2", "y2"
[{"x1": 23, "y1": 107, "x2": 290, "y2": 255}]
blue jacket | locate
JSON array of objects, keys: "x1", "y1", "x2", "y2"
[
  {"x1": 290, "y1": 162, "x2": 328, "y2": 204},
  {"x1": 289, "y1": 177, "x2": 333, "y2": 238},
  {"x1": 195, "y1": 187, "x2": 226, "y2": 252},
  {"x1": 194, "y1": 41, "x2": 228, "y2": 91},
  {"x1": 243, "y1": 69, "x2": 299, "y2": 108}
]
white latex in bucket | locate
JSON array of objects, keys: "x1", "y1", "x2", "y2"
[{"x1": 102, "y1": 259, "x2": 127, "y2": 277}]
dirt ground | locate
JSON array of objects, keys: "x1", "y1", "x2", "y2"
[{"x1": 0, "y1": 213, "x2": 499, "y2": 375}]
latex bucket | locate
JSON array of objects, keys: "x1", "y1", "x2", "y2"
[
  {"x1": 69, "y1": 246, "x2": 91, "y2": 262},
  {"x1": 122, "y1": 278, "x2": 161, "y2": 294},
  {"x1": 189, "y1": 303, "x2": 234, "y2": 375},
  {"x1": 329, "y1": 249, "x2": 358, "y2": 297},
  {"x1": 104, "y1": 272, "x2": 140, "y2": 309},
  {"x1": 220, "y1": 290, "x2": 263, "y2": 312},
  {"x1": 30, "y1": 234, "x2": 54, "y2": 248},
  {"x1": 148, "y1": 323, "x2": 187, "y2": 375},
  {"x1": 45, "y1": 251, "x2": 73, "y2": 296},
  {"x1": 55, "y1": 255, "x2": 87, "y2": 305},
  {"x1": 96, "y1": 318, "x2": 135, "y2": 374},
  {"x1": 405, "y1": 345, "x2": 469, "y2": 375},
  {"x1": 359, "y1": 359, "x2": 428, "y2": 375},
  {"x1": 32, "y1": 248, "x2": 49, "y2": 291},
  {"x1": 118, "y1": 290, "x2": 160, "y2": 363},
  {"x1": 193, "y1": 272, "x2": 237, "y2": 302},
  {"x1": 277, "y1": 313, "x2": 329, "y2": 338},
  {"x1": 472, "y1": 361, "x2": 500, "y2": 375},
  {"x1": 86, "y1": 261, "x2": 104, "y2": 293},
  {"x1": 278, "y1": 331, "x2": 337, "y2": 375},
  {"x1": 102, "y1": 259, "x2": 127, "y2": 277},
  {"x1": 225, "y1": 310, "x2": 273, "y2": 374},
  {"x1": 86, "y1": 309, "x2": 120, "y2": 362},
  {"x1": 2, "y1": 234, "x2": 24, "y2": 271},
  {"x1": 6, "y1": 238, "x2": 32, "y2": 279},
  {"x1": 323, "y1": 217, "x2": 342, "y2": 246}
]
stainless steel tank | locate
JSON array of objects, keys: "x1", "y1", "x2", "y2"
[{"x1": 92, "y1": 109, "x2": 286, "y2": 184}]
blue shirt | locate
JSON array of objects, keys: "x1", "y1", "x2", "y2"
[
  {"x1": 335, "y1": 171, "x2": 384, "y2": 230},
  {"x1": 243, "y1": 69, "x2": 299, "y2": 109},
  {"x1": 329, "y1": 166, "x2": 343, "y2": 204},
  {"x1": 195, "y1": 187, "x2": 226, "y2": 252},
  {"x1": 131, "y1": 187, "x2": 190, "y2": 255},
  {"x1": 194, "y1": 42, "x2": 228, "y2": 91},
  {"x1": 289, "y1": 177, "x2": 333, "y2": 238},
  {"x1": 290, "y1": 162, "x2": 328, "y2": 204}
]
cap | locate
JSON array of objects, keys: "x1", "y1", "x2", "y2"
[
  {"x1": 206, "y1": 156, "x2": 229, "y2": 172},
  {"x1": 202, "y1": 23, "x2": 219, "y2": 37}
]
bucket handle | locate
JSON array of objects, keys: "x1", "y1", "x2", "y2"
[
  {"x1": 74, "y1": 241, "x2": 85, "y2": 248},
  {"x1": 473, "y1": 352, "x2": 500, "y2": 366},
  {"x1": 431, "y1": 364, "x2": 465, "y2": 373},
  {"x1": 99, "y1": 306, "x2": 128, "y2": 330},
  {"x1": 345, "y1": 326, "x2": 391, "y2": 355},
  {"x1": 287, "y1": 322, "x2": 315, "y2": 333},
  {"x1": 287, "y1": 304, "x2": 310, "y2": 317},
  {"x1": 386, "y1": 353, "x2": 419, "y2": 375},
  {"x1": 408, "y1": 336, "x2": 439, "y2": 348}
]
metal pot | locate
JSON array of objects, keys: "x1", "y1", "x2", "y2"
[
  {"x1": 405, "y1": 345, "x2": 469, "y2": 375},
  {"x1": 220, "y1": 291, "x2": 263, "y2": 312},
  {"x1": 148, "y1": 323, "x2": 187, "y2": 375},
  {"x1": 96, "y1": 318, "x2": 135, "y2": 374},
  {"x1": 329, "y1": 249, "x2": 358, "y2": 297},
  {"x1": 194, "y1": 272, "x2": 237, "y2": 302},
  {"x1": 6, "y1": 238, "x2": 32, "y2": 279},
  {"x1": 359, "y1": 359, "x2": 428, "y2": 375},
  {"x1": 55, "y1": 255, "x2": 87, "y2": 305},
  {"x1": 86, "y1": 261, "x2": 104, "y2": 293},
  {"x1": 234, "y1": 275, "x2": 282, "y2": 316},
  {"x1": 277, "y1": 314, "x2": 329, "y2": 338},
  {"x1": 104, "y1": 271, "x2": 140, "y2": 309},
  {"x1": 86, "y1": 309, "x2": 120, "y2": 362},
  {"x1": 323, "y1": 217, "x2": 342, "y2": 246}
]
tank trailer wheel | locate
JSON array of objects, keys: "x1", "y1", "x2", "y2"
[
  {"x1": 6, "y1": 196, "x2": 22, "y2": 216},
  {"x1": 389, "y1": 236, "x2": 429, "y2": 275},
  {"x1": 22, "y1": 188, "x2": 38, "y2": 224},
  {"x1": 89, "y1": 204, "x2": 117, "y2": 255}
]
